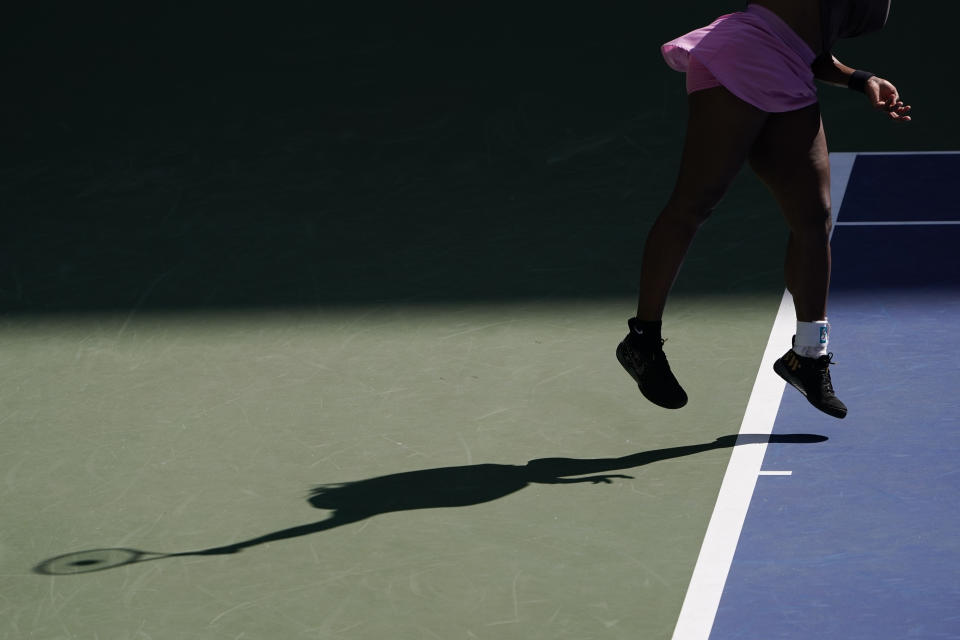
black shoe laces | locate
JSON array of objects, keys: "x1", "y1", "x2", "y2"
[
  {"x1": 655, "y1": 338, "x2": 669, "y2": 362},
  {"x1": 628, "y1": 334, "x2": 668, "y2": 361},
  {"x1": 816, "y1": 353, "x2": 837, "y2": 394}
]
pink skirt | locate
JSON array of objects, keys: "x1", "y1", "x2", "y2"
[{"x1": 661, "y1": 4, "x2": 818, "y2": 112}]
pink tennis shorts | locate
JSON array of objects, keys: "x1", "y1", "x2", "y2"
[{"x1": 661, "y1": 4, "x2": 818, "y2": 112}]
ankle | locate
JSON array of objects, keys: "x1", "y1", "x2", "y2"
[
  {"x1": 793, "y1": 320, "x2": 829, "y2": 358},
  {"x1": 628, "y1": 318, "x2": 663, "y2": 343}
]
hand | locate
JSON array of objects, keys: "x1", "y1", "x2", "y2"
[
  {"x1": 866, "y1": 77, "x2": 912, "y2": 122},
  {"x1": 713, "y1": 435, "x2": 738, "y2": 447}
]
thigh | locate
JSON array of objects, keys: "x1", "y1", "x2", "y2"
[
  {"x1": 667, "y1": 86, "x2": 770, "y2": 213},
  {"x1": 748, "y1": 103, "x2": 831, "y2": 229}
]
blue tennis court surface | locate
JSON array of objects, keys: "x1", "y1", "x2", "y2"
[
  {"x1": 709, "y1": 153, "x2": 960, "y2": 639},
  {"x1": 838, "y1": 153, "x2": 960, "y2": 223}
]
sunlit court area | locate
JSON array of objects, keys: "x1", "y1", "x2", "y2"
[{"x1": 2, "y1": 4, "x2": 958, "y2": 639}]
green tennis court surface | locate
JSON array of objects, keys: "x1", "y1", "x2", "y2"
[{"x1": 4, "y1": 295, "x2": 788, "y2": 639}]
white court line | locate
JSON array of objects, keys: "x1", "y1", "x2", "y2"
[
  {"x1": 831, "y1": 152, "x2": 960, "y2": 228},
  {"x1": 829, "y1": 152, "x2": 857, "y2": 228},
  {"x1": 670, "y1": 152, "x2": 854, "y2": 640},
  {"x1": 758, "y1": 471, "x2": 793, "y2": 476},
  {"x1": 836, "y1": 220, "x2": 960, "y2": 226},
  {"x1": 670, "y1": 289, "x2": 795, "y2": 640},
  {"x1": 845, "y1": 150, "x2": 960, "y2": 156},
  {"x1": 670, "y1": 150, "x2": 956, "y2": 639}
]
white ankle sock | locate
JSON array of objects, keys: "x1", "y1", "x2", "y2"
[{"x1": 794, "y1": 320, "x2": 829, "y2": 358}]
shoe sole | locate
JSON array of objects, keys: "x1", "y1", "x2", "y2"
[
  {"x1": 773, "y1": 358, "x2": 847, "y2": 419},
  {"x1": 616, "y1": 341, "x2": 688, "y2": 410}
]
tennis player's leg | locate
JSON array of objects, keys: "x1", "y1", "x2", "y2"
[
  {"x1": 748, "y1": 103, "x2": 831, "y2": 323},
  {"x1": 621, "y1": 86, "x2": 768, "y2": 409},
  {"x1": 748, "y1": 103, "x2": 847, "y2": 418},
  {"x1": 635, "y1": 87, "x2": 769, "y2": 322}
]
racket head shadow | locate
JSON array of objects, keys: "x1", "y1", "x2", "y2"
[{"x1": 34, "y1": 548, "x2": 149, "y2": 575}]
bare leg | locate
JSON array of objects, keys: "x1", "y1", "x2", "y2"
[
  {"x1": 748, "y1": 103, "x2": 831, "y2": 322},
  {"x1": 751, "y1": 103, "x2": 846, "y2": 418},
  {"x1": 635, "y1": 87, "x2": 769, "y2": 321}
]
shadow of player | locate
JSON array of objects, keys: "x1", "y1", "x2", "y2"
[
  {"x1": 193, "y1": 433, "x2": 825, "y2": 555},
  {"x1": 33, "y1": 433, "x2": 827, "y2": 574}
]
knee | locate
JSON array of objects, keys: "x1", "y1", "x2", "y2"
[
  {"x1": 792, "y1": 209, "x2": 833, "y2": 243},
  {"x1": 664, "y1": 184, "x2": 728, "y2": 229}
]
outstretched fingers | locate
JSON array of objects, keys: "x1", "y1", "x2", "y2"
[
  {"x1": 870, "y1": 77, "x2": 912, "y2": 122},
  {"x1": 886, "y1": 100, "x2": 912, "y2": 121}
]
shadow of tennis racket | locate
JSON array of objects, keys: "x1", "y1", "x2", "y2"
[{"x1": 34, "y1": 545, "x2": 240, "y2": 575}]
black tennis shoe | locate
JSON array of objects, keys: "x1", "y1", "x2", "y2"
[
  {"x1": 616, "y1": 320, "x2": 688, "y2": 409},
  {"x1": 774, "y1": 345, "x2": 847, "y2": 419}
]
